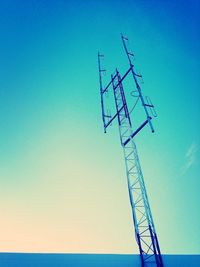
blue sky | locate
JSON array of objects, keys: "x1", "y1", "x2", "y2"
[{"x1": 0, "y1": 0, "x2": 199, "y2": 254}]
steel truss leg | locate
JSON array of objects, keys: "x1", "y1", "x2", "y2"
[{"x1": 112, "y1": 70, "x2": 163, "y2": 267}]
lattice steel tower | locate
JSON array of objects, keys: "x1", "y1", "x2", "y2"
[{"x1": 98, "y1": 35, "x2": 163, "y2": 267}]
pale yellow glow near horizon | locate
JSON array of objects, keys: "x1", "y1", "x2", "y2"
[{"x1": 0, "y1": 119, "x2": 138, "y2": 253}]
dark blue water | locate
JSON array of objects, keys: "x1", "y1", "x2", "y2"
[
  {"x1": 0, "y1": 254, "x2": 138, "y2": 267},
  {"x1": 0, "y1": 253, "x2": 199, "y2": 267}
]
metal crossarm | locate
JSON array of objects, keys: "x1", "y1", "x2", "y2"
[
  {"x1": 97, "y1": 36, "x2": 163, "y2": 267},
  {"x1": 123, "y1": 118, "x2": 152, "y2": 146},
  {"x1": 102, "y1": 65, "x2": 132, "y2": 94},
  {"x1": 105, "y1": 105, "x2": 125, "y2": 129}
]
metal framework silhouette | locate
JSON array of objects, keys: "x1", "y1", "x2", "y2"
[{"x1": 98, "y1": 34, "x2": 163, "y2": 267}]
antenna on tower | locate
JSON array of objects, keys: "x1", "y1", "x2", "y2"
[
  {"x1": 98, "y1": 36, "x2": 164, "y2": 267},
  {"x1": 121, "y1": 33, "x2": 155, "y2": 133}
]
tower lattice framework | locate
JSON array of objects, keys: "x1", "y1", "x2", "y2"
[{"x1": 98, "y1": 35, "x2": 164, "y2": 267}]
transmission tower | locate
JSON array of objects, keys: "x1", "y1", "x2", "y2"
[{"x1": 98, "y1": 35, "x2": 164, "y2": 267}]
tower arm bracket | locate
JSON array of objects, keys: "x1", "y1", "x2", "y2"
[
  {"x1": 123, "y1": 117, "x2": 152, "y2": 146},
  {"x1": 104, "y1": 105, "x2": 125, "y2": 130},
  {"x1": 102, "y1": 65, "x2": 133, "y2": 94}
]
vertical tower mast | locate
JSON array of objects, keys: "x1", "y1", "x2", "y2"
[{"x1": 98, "y1": 36, "x2": 163, "y2": 267}]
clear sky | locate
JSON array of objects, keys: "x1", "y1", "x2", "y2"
[{"x1": 0, "y1": 0, "x2": 199, "y2": 254}]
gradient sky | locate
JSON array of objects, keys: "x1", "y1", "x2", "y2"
[{"x1": 0, "y1": 0, "x2": 199, "y2": 254}]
